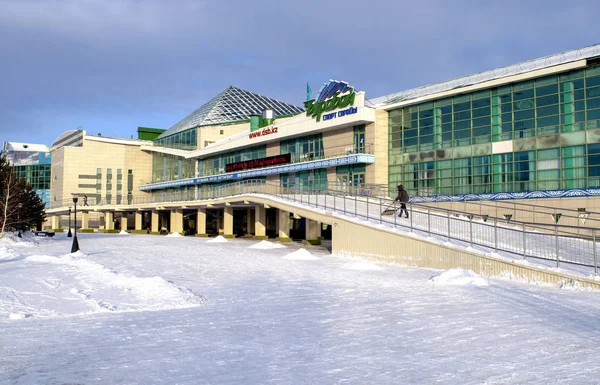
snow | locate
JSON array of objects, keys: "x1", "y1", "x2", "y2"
[
  {"x1": 281, "y1": 248, "x2": 320, "y2": 260},
  {"x1": 206, "y1": 235, "x2": 228, "y2": 243},
  {"x1": 341, "y1": 260, "x2": 383, "y2": 271},
  {"x1": 165, "y1": 232, "x2": 183, "y2": 237},
  {"x1": 249, "y1": 240, "x2": 286, "y2": 249},
  {"x1": 1, "y1": 233, "x2": 600, "y2": 384},
  {"x1": 429, "y1": 268, "x2": 490, "y2": 286},
  {"x1": 118, "y1": 230, "x2": 130, "y2": 235}
]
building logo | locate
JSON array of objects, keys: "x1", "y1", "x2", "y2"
[
  {"x1": 249, "y1": 126, "x2": 278, "y2": 139},
  {"x1": 304, "y1": 80, "x2": 356, "y2": 122}
]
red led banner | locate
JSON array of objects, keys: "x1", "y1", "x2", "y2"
[{"x1": 225, "y1": 153, "x2": 292, "y2": 172}]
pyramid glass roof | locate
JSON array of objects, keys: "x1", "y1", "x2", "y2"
[{"x1": 158, "y1": 86, "x2": 304, "y2": 139}]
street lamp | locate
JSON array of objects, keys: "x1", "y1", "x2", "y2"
[
  {"x1": 17, "y1": 203, "x2": 23, "y2": 238},
  {"x1": 71, "y1": 196, "x2": 80, "y2": 253},
  {"x1": 67, "y1": 207, "x2": 72, "y2": 237}
]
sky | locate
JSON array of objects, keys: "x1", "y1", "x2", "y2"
[
  {"x1": 1, "y1": 0, "x2": 599, "y2": 146},
  {"x1": 2, "y1": 232, "x2": 600, "y2": 384}
]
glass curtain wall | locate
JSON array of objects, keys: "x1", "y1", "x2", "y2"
[
  {"x1": 154, "y1": 128, "x2": 197, "y2": 150},
  {"x1": 389, "y1": 66, "x2": 600, "y2": 196},
  {"x1": 152, "y1": 153, "x2": 196, "y2": 183},
  {"x1": 200, "y1": 145, "x2": 266, "y2": 176},
  {"x1": 280, "y1": 134, "x2": 323, "y2": 163}
]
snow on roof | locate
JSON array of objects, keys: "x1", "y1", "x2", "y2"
[{"x1": 4, "y1": 141, "x2": 50, "y2": 153}]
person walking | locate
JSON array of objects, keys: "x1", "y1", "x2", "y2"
[
  {"x1": 395, "y1": 185, "x2": 410, "y2": 218},
  {"x1": 83, "y1": 195, "x2": 89, "y2": 206}
]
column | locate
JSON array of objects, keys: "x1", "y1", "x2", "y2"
[
  {"x1": 304, "y1": 219, "x2": 321, "y2": 245},
  {"x1": 52, "y1": 215, "x2": 60, "y2": 230},
  {"x1": 81, "y1": 212, "x2": 89, "y2": 229},
  {"x1": 223, "y1": 206, "x2": 234, "y2": 238},
  {"x1": 434, "y1": 106, "x2": 442, "y2": 149},
  {"x1": 105, "y1": 212, "x2": 114, "y2": 230},
  {"x1": 317, "y1": 221, "x2": 322, "y2": 240},
  {"x1": 254, "y1": 205, "x2": 267, "y2": 240},
  {"x1": 121, "y1": 213, "x2": 128, "y2": 232},
  {"x1": 170, "y1": 209, "x2": 183, "y2": 234},
  {"x1": 562, "y1": 81, "x2": 574, "y2": 132},
  {"x1": 196, "y1": 208, "x2": 207, "y2": 237},
  {"x1": 491, "y1": 95, "x2": 502, "y2": 141},
  {"x1": 151, "y1": 211, "x2": 159, "y2": 233},
  {"x1": 277, "y1": 209, "x2": 292, "y2": 242},
  {"x1": 135, "y1": 212, "x2": 142, "y2": 231},
  {"x1": 247, "y1": 208, "x2": 255, "y2": 235}
]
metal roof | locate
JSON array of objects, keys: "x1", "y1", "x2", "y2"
[
  {"x1": 371, "y1": 43, "x2": 600, "y2": 107},
  {"x1": 3, "y1": 141, "x2": 50, "y2": 153},
  {"x1": 158, "y1": 86, "x2": 304, "y2": 139}
]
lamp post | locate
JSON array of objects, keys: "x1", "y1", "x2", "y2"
[
  {"x1": 67, "y1": 207, "x2": 72, "y2": 237},
  {"x1": 17, "y1": 203, "x2": 23, "y2": 238},
  {"x1": 71, "y1": 196, "x2": 80, "y2": 253}
]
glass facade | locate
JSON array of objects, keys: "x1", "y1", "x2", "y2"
[
  {"x1": 152, "y1": 153, "x2": 197, "y2": 183},
  {"x1": 336, "y1": 164, "x2": 366, "y2": 186},
  {"x1": 280, "y1": 134, "x2": 324, "y2": 162},
  {"x1": 13, "y1": 164, "x2": 51, "y2": 204},
  {"x1": 200, "y1": 145, "x2": 267, "y2": 177},
  {"x1": 280, "y1": 169, "x2": 327, "y2": 191},
  {"x1": 154, "y1": 128, "x2": 197, "y2": 150},
  {"x1": 389, "y1": 66, "x2": 600, "y2": 197},
  {"x1": 6, "y1": 149, "x2": 51, "y2": 206}
]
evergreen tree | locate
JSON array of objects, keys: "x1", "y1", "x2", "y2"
[{"x1": 0, "y1": 153, "x2": 47, "y2": 236}]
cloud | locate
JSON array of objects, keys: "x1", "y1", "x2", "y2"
[{"x1": 0, "y1": 0, "x2": 599, "y2": 144}]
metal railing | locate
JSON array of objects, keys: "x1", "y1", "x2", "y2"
[
  {"x1": 47, "y1": 179, "x2": 599, "y2": 274},
  {"x1": 421, "y1": 197, "x2": 600, "y2": 239},
  {"x1": 142, "y1": 143, "x2": 375, "y2": 185},
  {"x1": 208, "y1": 180, "x2": 599, "y2": 274}
]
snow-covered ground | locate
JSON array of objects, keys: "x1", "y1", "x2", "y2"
[{"x1": 1, "y1": 232, "x2": 600, "y2": 384}]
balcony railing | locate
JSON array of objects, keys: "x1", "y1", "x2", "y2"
[{"x1": 144, "y1": 143, "x2": 374, "y2": 185}]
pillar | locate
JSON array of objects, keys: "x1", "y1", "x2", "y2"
[
  {"x1": 135, "y1": 212, "x2": 142, "y2": 230},
  {"x1": 151, "y1": 211, "x2": 159, "y2": 233},
  {"x1": 304, "y1": 219, "x2": 321, "y2": 245},
  {"x1": 247, "y1": 208, "x2": 255, "y2": 235},
  {"x1": 52, "y1": 215, "x2": 60, "y2": 230},
  {"x1": 121, "y1": 213, "x2": 128, "y2": 232},
  {"x1": 277, "y1": 210, "x2": 292, "y2": 242},
  {"x1": 170, "y1": 209, "x2": 183, "y2": 234},
  {"x1": 105, "y1": 212, "x2": 114, "y2": 230},
  {"x1": 254, "y1": 205, "x2": 267, "y2": 240},
  {"x1": 317, "y1": 221, "x2": 322, "y2": 240},
  {"x1": 81, "y1": 212, "x2": 89, "y2": 229},
  {"x1": 223, "y1": 206, "x2": 234, "y2": 238},
  {"x1": 196, "y1": 208, "x2": 207, "y2": 237}
]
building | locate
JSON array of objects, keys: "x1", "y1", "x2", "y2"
[
  {"x1": 3, "y1": 141, "x2": 51, "y2": 206},
  {"x1": 141, "y1": 81, "x2": 383, "y2": 199},
  {"x1": 49, "y1": 129, "x2": 153, "y2": 229},
  {"x1": 372, "y1": 44, "x2": 600, "y2": 211},
  {"x1": 40, "y1": 43, "x2": 600, "y2": 234},
  {"x1": 30, "y1": 45, "x2": 600, "y2": 288}
]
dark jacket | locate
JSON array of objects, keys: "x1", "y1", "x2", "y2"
[{"x1": 395, "y1": 187, "x2": 409, "y2": 203}]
